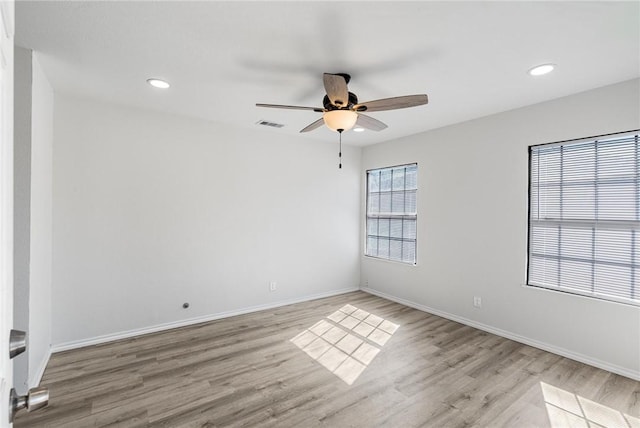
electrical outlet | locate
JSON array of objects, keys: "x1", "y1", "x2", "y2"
[
  {"x1": 364, "y1": 279, "x2": 369, "y2": 288},
  {"x1": 269, "y1": 281, "x2": 277, "y2": 292},
  {"x1": 473, "y1": 296, "x2": 482, "y2": 308}
]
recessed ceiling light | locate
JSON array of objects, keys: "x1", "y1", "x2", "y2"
[
  {"x1": 353, "y1": 127, "x2": 365, "y2": 132},
  {"x1": 147, "y1": 78, "x2": 170, "y2": 89},
  {"x1": 528, "y1": 64, "x2": 555, "y2": 76}
]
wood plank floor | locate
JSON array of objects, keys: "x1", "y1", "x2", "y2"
[{"x1": 15, "y1": 291, "x2": 640, "y2": 427}]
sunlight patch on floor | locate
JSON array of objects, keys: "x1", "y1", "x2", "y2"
[
  {"x1": 541, "y1": 382, "x2": 639, "y2": 428},
  {"x1": 290, "y1": 304, "x2": 399, "y2": 385}
]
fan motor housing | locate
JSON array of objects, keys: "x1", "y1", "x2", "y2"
[{"x1": 323, "y1": 92, "x2": 359, "y2": 111}]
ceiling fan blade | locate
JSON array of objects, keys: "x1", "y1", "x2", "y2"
[
  {"x1": 256, "y1": 103, "x2": 324, "y2": 113},
  {"x1": 355, "y1": 114, "x2": 388, "y2": 132},
  {"x1": 323, "y1": 73, "x2": 349, "y2": 108},
  {"x1": 300, "y1": 117, "x2": 325, "y2": 133},
  {"x1": 354, "y1": 94, "x2": 428, "y2": 112}
]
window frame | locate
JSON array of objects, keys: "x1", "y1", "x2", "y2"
[
  {"x1": 526, "y1": 130, "x2": 640, "y2": 306},
  {"x1": 365, "y1": 163, "x2": 418, "y2": 265}
]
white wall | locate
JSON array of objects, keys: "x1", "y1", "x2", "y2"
[
  {"x1": 361, "y1": 79, "x2": 640, "y2": 379},
  {"x1": 52, "y1": 95, "x2": 361, "y2": 347},
  {"x1": 28, "y1": 53, "x2": 53, "y2": 386}
]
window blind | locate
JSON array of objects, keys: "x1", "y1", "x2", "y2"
[
  {"x1": 366, "y1": 164, "x2": 417, "y2": 264},
  {"x1": 528, "y1": 131, "x2": 640, "y2": 305}
]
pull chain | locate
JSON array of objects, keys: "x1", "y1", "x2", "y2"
[{"x1": 338, "y1": 129, "x2": 343, "y2": 169}]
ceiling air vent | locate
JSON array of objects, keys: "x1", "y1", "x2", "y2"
[{"x1": 256, "y1": 120, "x2": 284, "y2": 128}]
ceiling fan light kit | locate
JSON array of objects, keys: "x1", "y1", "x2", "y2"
[
  {"x1": 257, "y1": 72, "x2": 428, "y2": 167},
  {"x1": 323, "y1": 110, "x2": 358, "y2": 132}
]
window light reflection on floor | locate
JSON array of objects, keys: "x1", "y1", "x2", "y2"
[
  {"x1": 541, "y1": 382, "x2": 639, "y2": 428},
  {"x1": 290, "y1": 304, "x2": 399, "y2": 385}
]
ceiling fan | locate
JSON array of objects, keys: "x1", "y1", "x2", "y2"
[{"x1": 256, "y1": 73, "x2": 429, "y2": 134}]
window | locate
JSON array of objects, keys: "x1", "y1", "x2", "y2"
[
  {"x1": 366, "y1": 164, "x2": 417, "y2": 264},
  {"x1": 528, "y1": 131, "x2": 640, "y2": 305}
]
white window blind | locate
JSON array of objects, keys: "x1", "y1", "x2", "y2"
[
  {"x1": 528, "y1": 131, "x2": 640, "y2": 306},
  {"x1": 366, "y1": 164, "x2": 417, "y2": 264}
]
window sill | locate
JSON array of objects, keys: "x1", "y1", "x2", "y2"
[
  {"x1": 521, "y1": 283, "x2": 639, "y2": 307},
  {"x1": 363, "y1": 254, "x2": 418, "y2": 267}
]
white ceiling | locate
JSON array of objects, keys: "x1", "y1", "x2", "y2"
[{"x1": 15, "y1": 1, "x2": 640, "y2": 146}]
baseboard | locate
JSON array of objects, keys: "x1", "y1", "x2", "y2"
[
  {"x1": 51, "y1": 287, "x2": 360, "y2": 353},
  {"x1": 30, "y1": 346, "x2": 52, "y2": 387},
  {"x1": 361, "y1": 287, "x2": 640, "y2": 381}
]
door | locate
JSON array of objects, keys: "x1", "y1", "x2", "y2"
[{"x1": 0, "y1": 0, "x2": 14, "y2": 425}]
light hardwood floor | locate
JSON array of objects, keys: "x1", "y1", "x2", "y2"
[{"x1": 15, "y1": 291, "x2": 640, "y2": 427}]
